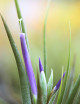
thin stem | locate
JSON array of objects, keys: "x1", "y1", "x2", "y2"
[
  {"x1": 43, "y1": 0, "x2": 51, "y2": 76},
  {"x1": 14, "y1": 0, "x2": 29, "y2": 51}
]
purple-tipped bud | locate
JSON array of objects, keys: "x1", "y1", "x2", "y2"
[
  {"x1": 39, "y1": 57, "x2": 44, "y2": 73},
  {"x1": 54, "y1": 72, "x2": 66, "y2": 91},
  {"x1": 20, "y1": 33, "x2": 37, "y2": 97}
]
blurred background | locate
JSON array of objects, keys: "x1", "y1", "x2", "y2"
[{"x1": 0, "y1": 0, "x2": 80, "y2": 103}]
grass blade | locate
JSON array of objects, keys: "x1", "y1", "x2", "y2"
[
  {"x1": 14, "y1": 0, "x2": 29, "y2": 51},
  {"x1": 0, "y1": 14, "x2": 31, "y2": 104},
  {"x1": 47, "y1": 69, "x2": 53, "y2": 99},
  {"x1": 48, "y1": 91, "x2": 58, "y2": 104},
  {"x1": 37, "y1": 70, "x2": 42, "y2": 104},
  {"x1": 62, "y1": 56, "x2": 76, "y2": 104},
  {"x1": 58, "y1": 22, "x2": 71, "y2": 104},
  {"x1": 43, "y1": 0, "x2": 51, "y2": 76},
  {"x1": 73, "y1": 91, "x2": 80, "y2": 104},
  {"x1": 57, "y1": 68, "x2": 63, "y2": 104},
  {"x1": 66, "y1": 75, "x2": 80, "y2": 104},
  {"x1": 40, "y1": 71, "x2": 47, "y2": 104}
]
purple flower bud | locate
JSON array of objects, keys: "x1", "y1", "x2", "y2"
[
  {"x1": 54, "y1": 72, "x2": 65, "y2": 91},
  {"x1": 20, "y1": 33, "x2": 37, "y2": 97},
  {"x1": 39, "y1": 57, "x2": 44, "y2": 73}
]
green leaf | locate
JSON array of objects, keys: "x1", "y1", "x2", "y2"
[
  {"x1": 57, "y1": 68, "x2": 63, "y2": 104},
  {"x1": 43, "y1": 0, "x2": 51, "y2": 76},
  {"x1": 14, "y1": 0, "x2": 29, "y2": 51},
  {"x1": 37, "y1": 70, "x2": 42, "y2": 104},
  {"x1": 58, "y1": 22, "x2": 71, "y2": 104},
  {"x1": 48, "y1": 90, "x2": 58, "y2": 104},
  {"x1": 62, "y1": 56, "x2": 76, "y2": 104},
  {"x1": 66, "y1": 75, "x2": 80, "y2": 104},
  {"x1": 73, "y1": 91, "x2": 80, "y2": 104},
  {"x1": 40, "y1": 71, "x2": 47, "y2": 104},
  {"x1": 0, "y1": 14, "x2": 31, "y2": 104},
  {"x1": 47, "y1": 69, "x2": 53, "y2": 99}
]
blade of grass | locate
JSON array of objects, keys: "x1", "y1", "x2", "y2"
[
  {"x1": 57, "y1": 67, "x2": 63, "y2": 104},
  {"x1": 58, "y1": 22, "x2": 71, "y2": 104},
  {"x1": 62, "y1": 56, "x2": 76, "y2": 104},
  {"x1": 40, "y1": 71, "x2": 47, "y2": 104},
  {"x1": 0, "y1": 14, "x2": 31, "y2": 104},
  {"x1": 47, "y1": 69, "x2": 53, "y2": 99},
  {"x1": 14, "y1": 0, "x2": 29, "y2": 51},
  {"x1": 37, "y1": 70, "x2": 42, "y2": 104},
  {"x1": 48, "y1": 91, "x2": 58, "y2": 104},
  {"x1": 73, "y1": 91, "x2": 80, "y2": 104},
  {"x1": 43, "y1": 0, "x2": 51, "y2": 76},
  {"x1": 66, "y1": 75, "x2": 80, "y2": 104}
]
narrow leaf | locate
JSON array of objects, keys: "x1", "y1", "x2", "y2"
[
  {"x1": 47, "y1": 69, "x2": 53, "y2": 99},
  {"x1": 40, "y1": 71, "x2": 47, "y2": 104},
  {"x1": 14, "y1": 0, "x2": 29, "y2": 51},
  {"x1": 37, "y1": 70, "x2": 42, "y2": 104},
  {"x1": 62, "y1": 56, "x2": 76, "y2": 104},
  {"x1": 1, "y1": 15, "x2": 31, "y2": 104},
  {"x1": 57, "y1": 68, "x2": 63, "y2": 104},
  {"x1": 58, "y1": 22, "x2": 71, "y2": 104},
  {"x1": 43, "y1": 0, "x2": 51, "y2": 76},
  {"x1": 73, "y1": 91, "x2": 80, "y2": 104},
  {"x1": 66, "y1": 75, "x2": 80, "y2": 104},
  {"x1": 48, "y1": 91, "x2": 58, "y2": 104}
]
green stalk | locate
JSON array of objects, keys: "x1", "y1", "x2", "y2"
[
  {"x1": 73, "y1": 91, "x2": 80, "y2": 104},
  {"x1": 0, "y1": 14, "x2": 31, "y2": 104},
  {"x1": 62, "y1": 56, "x2": 76, "y2": 104},
  {"x1": 66, "y1": 75, "x2": 80, "y2": 104},
  {"x1": 43, "y1": 0, "x2": 51, "y2": 76},
  {"x1": 57, "y1": 68, "x2": 63, "y2": 104},
  {"x1": 58, "y1": 22, "x2": 71, "y2": 104},
  {"x1": 48, "y1": 91, "x2": 58, "y2": 104},
  {"x1": 40, "y1": 71, "x2": 47, "y2": 104},
  {"x1": 14, "y1": 0, "x2": 29, "y2": 51}
]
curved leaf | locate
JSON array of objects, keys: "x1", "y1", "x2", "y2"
[
  {"x1": 66, "y1": 75, "x2": 80, "y2": 104},
  {"x1": 1, "y1": 15, "x2": 31, "y2": 104},
  {"x1": 62, "y1": 56, "x2": 76, "y2": 104},
  {"x1": 58, "y1": 22, "x2": 71, "y2": 104},
  {"x1": 47, "y1": 69, "x2": 53, "y2": 99},
  {"x1": 43, "y1": 0, "x2": 51, "y2": 76},
  {"x1": 73, "y1": 91, "x2": 80, "y2": 104}
]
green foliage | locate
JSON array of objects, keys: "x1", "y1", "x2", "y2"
[
  {"x1": 58, "y1": 22, "x2": 71, "y2": 104},
  {"x1": 66, "y1": 75, "x2": 80, "y2": 104},
  {"x1": 43, "y1": 0, "x2": 51, "y2": 76},
  {"x1": 0, "y1": 14, "x2": 31, "y2": 104},
  {"x1": 57, "y1": 69, "x2": 63, "y2": 104},
  {"x1": 37, "y1": 71, "x2": 42, "y2": 104},
  {"x1": 73, "y1": 91, "x2": 80, "y2": 104},
  {"x1": 48, "y1": 91, "x2": 58, "y2": 104},
  {"x1": 62, "y1": 56, "x2": 76, "y2": 104},
  {"x1": 40, "y1": 71, "x2": 47, "y2": 104},
  {"x1": 47, "y1": 69, "x2": 53, "y2": 99}
]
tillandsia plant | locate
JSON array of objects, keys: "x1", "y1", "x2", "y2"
[{"x1": 0, "y1": 0, "x2": 80, "y2": 104}]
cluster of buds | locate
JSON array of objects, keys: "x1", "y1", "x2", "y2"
[{"x1": 20, "y1": 33, "x2": 65, "y2": 104}]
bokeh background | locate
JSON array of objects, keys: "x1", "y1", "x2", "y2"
[{"x1": 0, "y1": 0, "x2": 80, "y2": 103}]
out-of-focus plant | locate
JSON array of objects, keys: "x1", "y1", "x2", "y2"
[{"x1": 0, "y1": 0, "x2": 80, "y2": 104}]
